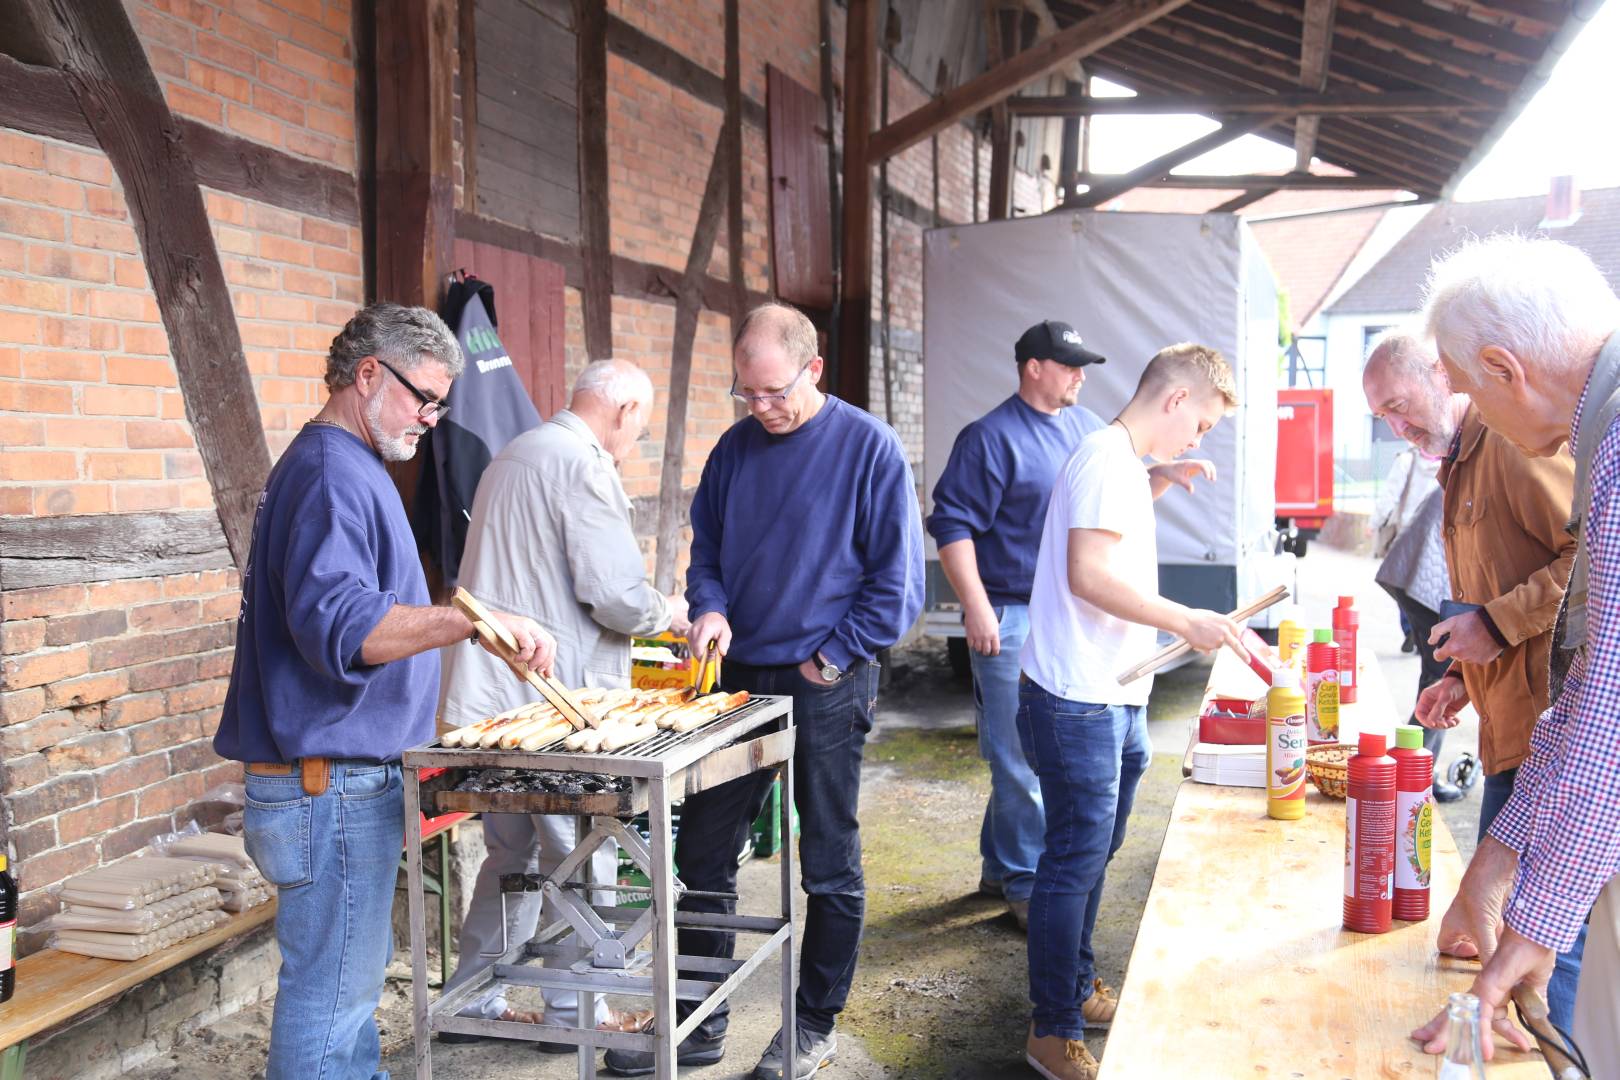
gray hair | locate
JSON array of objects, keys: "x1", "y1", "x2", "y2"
[
  {"x1": 1364, "y1": 326, "x2": 1439, "y2": 380},
  {"x1": 733, "y1": 302, "x2": 818, "y2": 367},
  {"x1": 1422, "y1": 234, "x2": 1620, "y2": 387},
  {"x1": 573, "y1": 358, "x2": 653, "y2": 407},
  {"x1": 325, "y1": 303, "x2": 464, "y2": 392}
]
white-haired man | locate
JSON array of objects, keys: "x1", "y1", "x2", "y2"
[
  {"x1": 1410, "y1": 236, "x2": 1620, "y2": 1071},
  {"x1": 216, "y1": 303, "x2": 555, "y2": 1080},
  {"x1": 439, "y1": 359, "x2": 687, "y2": 1045}
]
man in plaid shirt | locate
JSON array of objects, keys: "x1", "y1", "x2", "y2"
[{"x1": 1411, "y1": 235, "x2": 1620, "y2": 1070}]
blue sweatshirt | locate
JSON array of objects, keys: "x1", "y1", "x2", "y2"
[
  {"x1": 926, "y1": 395, "x2": 1103, "y2": 606},
  {"x1": 686, "y1": 396, "x2": 925, "y2": 669},
  {"x1": 214, "y1": 425, "x2": 438, "y2": 764}
]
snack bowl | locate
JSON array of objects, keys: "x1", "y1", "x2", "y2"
[{"x1": 1306, "y1": 743, "x2": 1354, "y2": 799}]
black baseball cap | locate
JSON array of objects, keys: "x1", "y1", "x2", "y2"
[{"x1": 1014, "y1": 320, "x2": 1107, "y2": 367}]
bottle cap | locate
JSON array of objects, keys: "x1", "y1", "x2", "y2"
[
  {"x1": 1312, "y1": 628, "x2": 1333, "y2": 643},
  {"x1": 1358, "y1": 731, "x2": 1387, "y2": 756},
  {"x1": 1395, "y1": 726, "x2": 1424, "y2": 750},
  {"x1": 1270, "y1": 665, "x2": 1300, "y2": 689},
  {"x1": 1337, "y1": 595, "x2": 1355, "y2": 609}
]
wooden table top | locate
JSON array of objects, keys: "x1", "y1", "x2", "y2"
[{"x1": 1105, "y1": 646, "x2": 1545, "y2": 1077}]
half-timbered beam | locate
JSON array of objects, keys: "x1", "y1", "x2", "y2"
[
  {"x1": 19, "y1": 0, "x2": 271, "y2": 571},
  {"x1": 1293, "y1": 0, "x2": 1336, "y2": 169},
  {"x1": 575, "y1": 0, "x2": 614, "y2": 362},
  {"x1": 867, "y1": 0, "x2": 1193, "y2": 163},
  {"x1": 1069, "y1": 170, "x2": 1407, "y2": 190},
  {"x1": 1006, "y1": 89, "x2": 1493, "y2": 116},
  {"x1": 1067, "y1": 113, "x2": 1282, "y2": 206},
  {"x1": 836, "y1": 0, "x2": 877, "y2": 409}
]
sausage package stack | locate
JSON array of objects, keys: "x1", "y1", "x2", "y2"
[
  {"x1": 166, "y1": 833, "x2": 273, "y2": 913},
  {"x1": 48, "y1": 858, "x2": 229, "y2": 961}
]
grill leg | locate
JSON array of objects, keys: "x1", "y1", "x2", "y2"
[
  {"x1": 405, "y1": 768, "x2": 433, "y2": 1080},
  {"x1": 648, "y1": 774, "x2": 677, "y2": 1080},
  {"x1": 780, "y1": 762, "x2": 797, "y2": 1080},
  {"x1": 577, "y1": 814, "x2": 598, "y2": 1080}
]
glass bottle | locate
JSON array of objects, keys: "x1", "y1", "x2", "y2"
[{"x1": 1437, "y1": 992, "x2": 1488, "y2": 1078}]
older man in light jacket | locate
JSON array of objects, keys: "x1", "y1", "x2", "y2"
[{"x1": 438, "y1": 358, "x2": 687, "y2": 1042}]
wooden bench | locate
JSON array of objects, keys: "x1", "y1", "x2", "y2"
[{"x1": 1103, "y1": 650, "x2": 1544, "y2": 1077}]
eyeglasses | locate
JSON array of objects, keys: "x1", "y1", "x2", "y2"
[
  {"x1": 375, "y1": 358, "x2": 450, "y2": 421},
  {"x1": 730, "y1": 361, "x2": 813, "y2": 406}
]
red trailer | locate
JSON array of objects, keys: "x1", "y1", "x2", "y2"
[{"x1": 1275, "y1": 388, "x2": 1333, "y2": 556}]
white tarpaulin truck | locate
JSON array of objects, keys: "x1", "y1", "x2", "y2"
[{"x1": 922, "y1": 210, "x2": 1294, "y2": 662}]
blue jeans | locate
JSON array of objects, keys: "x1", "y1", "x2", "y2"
[
  {"x1": 245, "y1": 761, "x2": 404, "y2": 1080},
  {"x1": 671, "y1": 658, "x2": 880, "y2": 1039},
  {"x1": 1016, "y1": 679, "x2": 1150, "y2": 1039},
  {"x1": 1479, "y1": 766, "x2": 1588, "y2": 1035},
  {"x1": 970, "y1": 605, "x2": 1042, "y2": 902}
]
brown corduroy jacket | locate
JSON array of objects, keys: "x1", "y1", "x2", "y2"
[{"x1": 1437, "y1": 405, "x2": 1576, "y2": 774}]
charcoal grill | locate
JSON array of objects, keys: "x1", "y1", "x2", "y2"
[{"x1": 402, "y1": 694, "x2": 795, "y2": 1080}]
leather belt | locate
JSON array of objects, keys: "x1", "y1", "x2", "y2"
[{"x1": 246, "y1": 757, "x2": 331, "y2": 796}]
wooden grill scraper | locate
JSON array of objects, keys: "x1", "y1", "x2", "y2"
[
  {"x1": 1115, "y1": 585, "x2": 1289, "y2": 686},
  {"x1": 452, "y1": 587, "x2": 598, "y2": 730}
]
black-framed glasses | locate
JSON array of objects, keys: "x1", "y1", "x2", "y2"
[
  {"x1": 730, "y1": 361, "x2": 813, "y2": 406},
  {"x1": 375, "y1": 357, "x2": 450, "y2": 421}
]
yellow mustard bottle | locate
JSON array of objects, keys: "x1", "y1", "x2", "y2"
[
  {"x1": 1277, "y1": 615, "x2": 1308, "y2": 670},
  {"x1": 1267, "y1": 665, "x2": 1308, "y2": 820}
]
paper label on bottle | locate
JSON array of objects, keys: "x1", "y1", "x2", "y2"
[
  {"x1": 1307, "y1": 669, "x2": 1339, "y2": 743},
  {"x1": 0, "y1": 919, "x2": 15, "y2": 971},
  {"x1": 1396, "y1": 790, "x2": 1433, "y2": 890},
  {"x1": 1350, "y1": 796, "x2": 1395, "y2": 900},
  {"x1": 1267, "y1": 712, "x2": 1307, "y2": 801},
  {"x1": 1344, "y1": 796, "x2": 1356, "y2": 896}
]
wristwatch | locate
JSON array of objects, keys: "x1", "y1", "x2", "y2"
[{"x1": 817, "y1": 652, "x2": 841, "y2": 682}]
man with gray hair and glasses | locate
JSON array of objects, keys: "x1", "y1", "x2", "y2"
[
  {"x1": 438, "y1": 357, "x2": 686, "y2": 1047},
  {"x1": 1409, "y1": 236, "x2": 1620, "y2": 1072},
  {"x1": 216, "y1": 302, "x2": 555, "y2": 1080},
  {"x1": 604, "y1": 302, "x2": 924, "y2": 1078}
]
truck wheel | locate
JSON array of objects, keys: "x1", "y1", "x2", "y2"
[{"x1": 946, "y1": 637, "x2": 972, "y2": 683}]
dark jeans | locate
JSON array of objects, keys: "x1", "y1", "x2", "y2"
[
  {"x1": 1382, "y1": 585, "x2": 1450, "y2": 760},
  {"x1": 1478, "y1": 766, "x2": 1588, "y2": 1034},
  {"x1": 672, "y1": 657, "x2": 879, "y2": 1040},
  {"x1": 1015, "y1": 678, "x2": 1150, "y2": 1040}
]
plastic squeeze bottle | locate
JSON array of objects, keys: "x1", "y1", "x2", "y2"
[
  {"x1": 1392, "y1": 726, "x2": 1433, "y2": 921},
  {"x1": 1344, "y1": 731, "x2": 1396, "y2": 934},
  {"x1": 1276, "y1": 610, "x2": 1308, "y2": 670},
  {"x1": 1333, "y1": 596, "x2": 1360, "y2": 704},
  {"x1": 1305, "y1": 629, "x2": 1341, "y2": 746},
  {"x1": 1266, "y1": 665, "x2": 1308, "y2": 821}
]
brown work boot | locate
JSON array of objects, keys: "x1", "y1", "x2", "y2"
[
  {"x1": 1025, "y1": 1024, "x2": 1099, "y2": 1080},
  {"x1": 1007, "y1": 898, "x2": 1029, "y2": 931},
  {"x1": 1081, "y1": 979, "x2": 1118, "y2": 1029}
]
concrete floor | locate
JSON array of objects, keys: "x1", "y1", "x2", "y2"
[{"x1": 127, "y1": 544, "x2": 1491, "y2": 1080}]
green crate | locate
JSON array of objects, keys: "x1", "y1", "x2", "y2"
[{"x1": 749, "y1": 777, "x2": 799, "y2": 858}]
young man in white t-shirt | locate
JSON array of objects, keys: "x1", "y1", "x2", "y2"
[{"x1": 1018, "y1": 343, "x2": 1243, "y2": 1080}]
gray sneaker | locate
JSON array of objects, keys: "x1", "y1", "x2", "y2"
[{"x1": 753, "y1": 1025, "x2": 837, "y2": 1079}]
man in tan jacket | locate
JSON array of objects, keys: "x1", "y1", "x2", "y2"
[{"x1": 1364, "y1": 329, "x2": 1584, "y2": 1031}]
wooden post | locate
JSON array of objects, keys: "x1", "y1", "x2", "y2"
[
  {"x1": 724, "y1": 0, "x2": 746, "y2": 326},
  {"x1": 20, "y1": 0, "x2": 271, "y2": 572},
  {"x1": 1294, "y1": 0, "x2": 1338, "y2": 171},
  {"x1": 374, "y1": 0, "x2": 456, "y2": 306},
  {"x1": 1058, "y1": 77, "x2": 1081, "y2": 204},
  {"x1": 835, "y1": 0, "x2": 877, "y2": 410},
  {"x1": 458, "y1": 0, "x2": 479, "y2": 213},
  {"x1": 575, "y1": 0, "x2": 614, "y2": 361},
  {"x1": 985, "y1": 5, "x2": 1014, "y2": 221}
]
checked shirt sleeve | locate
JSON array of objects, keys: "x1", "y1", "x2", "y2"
[{"x1": 1500, "y1": 417, "x2": 1620, "y2": 952}]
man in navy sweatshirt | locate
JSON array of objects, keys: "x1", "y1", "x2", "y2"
[
  {"x1": 927, "y1": 320, "x2": 1105, "y2": 929},
  {"x1": 214, "y1": 303, "x2": 553, "y2": 1080},
  {"x1": 604, "y1": 302, "x2": 924, "y2": 1079}
]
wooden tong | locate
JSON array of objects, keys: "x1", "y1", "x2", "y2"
[
  {"x1": 1115, "y1": 585, "x2": 1290, "y2": 685},
  {"x1": 692, "y1": 639, "x2": 718, "y2": 695},
  {"x1": 451, "y1": 587, "x2": 598, "y2": 730}
]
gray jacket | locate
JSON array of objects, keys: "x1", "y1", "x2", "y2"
[{"x1": 438, "y1": 410, "x2": 670, "y2": 728}]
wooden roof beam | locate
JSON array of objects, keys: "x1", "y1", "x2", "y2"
[
  {"x1": 1337, "y1": 0, "x2": 1544, "y2": 64},
  {"x1": 1069, "y1": 171, "x2": 1411, "y2": 190},
  {"x1": 1006, "y1": 89, "x2": 1494, "y2": 116},
  {"x1": 866, "y1": 0, "x2": 1194, "y2": 163},
  {"x1": 1293, "y1": 0, "x2": 1337, "y2": 170},
  {"x1": 1067, "y1": 112, "x2": 1284, "y2": 207}
]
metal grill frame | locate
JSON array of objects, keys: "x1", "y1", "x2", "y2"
[{"x1": 401, "y1": 694, "x2": 796, "y2": 1080}]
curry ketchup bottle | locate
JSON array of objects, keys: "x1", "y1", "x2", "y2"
[
  {"x1": 1333, "y1": 596, "x2": 1360, "y2": 704},
  {"x1": 1391, "y1": 726, "x2": 1433, "y2": 921},
  {"x1": 1343, "y1": 731, "x2": 1396, "y2": 934}
]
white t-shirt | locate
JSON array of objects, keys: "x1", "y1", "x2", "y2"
[{"x1": 1021, "y1": 425, "x2": 1159, "y2": 706}]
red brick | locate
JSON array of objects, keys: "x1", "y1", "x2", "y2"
[
  {"x1": 99, "y1": 816, "x2": 175, "y2": 861},
  {"x1": 86, "y1": 578, "x2": 162, "y2": 609},
  {"x1": 0, "y1": 416, "x2": 44, "y2": 446},
  {"x1": 45, "y1": 669, "x2": 129, "y2": 709},
  {"x1": 22, "y1": 349, "x2": 102, "y2": 381},
  {"x1": 0, "y1": 203, "x2": 65, "y2": 242},
  {"x1": 125, "y1": 420, "x2": 193, "y2": 449},
  {"x1": 252, "y1": 83, "x2": 306, "y2": 124},
  {"x1": 96, "y1": 750, "x2": 171, "y2": 797},
  {"x1": 128, "y1": 655, "x2": 200, "y2": 693},
  {"x1": 70, "y1": 217, "x2": 139, "y2": 254},
  {"x1": 0, "y1": 687, "x2": 46, "y2": 725},
  {"x1": 87, "y1": 451, "x2": 164, "y2": 480},
  {"x1": 0, "y1": 131, "x2": 45, "y2": 169},
  {"x1": 113, "y1": 483, "x2": 183, "y2": 512},
  {"x1": 17, "y1": 838, "x2": 96, "y2": 891},
  {"x1": 164, "y1": 450, "x2": 204, "y2": 478},
  {"x1": 0, "y1": 344, "x2": 18, "y2": 375},
  {"x1": 165, "y1": 678, "x2": 226, "y2": 714},
  {"x1": 0, "y1": 380, "x2": 70, "y2": 413},
  {"x1": 131, "y1": 599, "x2": 202, "y2": 632},
  {"x1": 163, "y1": 570, "x2": 231, "y2": 598},
  {"x1": 128, "y1": 710, "x2": 204, "y2": 754},
  {"x1": 198, "y1": 31, "x2": 256, "y2": 72},
  {"x1": 10, "y1": 819, "x2": 56, "y2": 864},
  {"x1": 45, "y1": 729, "x2": 131, "y2": 774},
  {"x1": 82, "y1": 385, "x2": 158, "y2": 416},
  {"x1": 1, "y1": 645, "x2": 89, "y2": 690},
  {"x1": 226, "y1": 104, "x2": 282, "y2": 146},
  {"x1": 84, "y1": 186, "x2": 128, "y2": 220},
  {"x1": 259, "y1": 234, "x2": 314, "y2": 265},
  {"x1": 168, "y1": 736, "x2": 224, "y2": 773},
  {"x1": 34, "y1": 484, "x2": 114, "y2": 517},
  {"x1": 306, "y1": 104, "x2": 353, "y2": 141},
  {"x1": 8, "y1": 772, "x2": 94, "y2": 825},
  {"x1": 188, "y1": 60, "x2": 252, "y2": 103},
  {"x1": 58, "y1": 792, "x2": 137, "y2": 844},
  {"x1": 85, "y1": 287, "x2": 156, "y2": 320},
  {"x1": 107, "y1": 355, "x2": 179, "y2": 387},
  {"x1": 42, "y1": 316, "x2": 119, "y2": 350},
  {"x1": 0, "y1": 451, "x2": 76, "y2": 482},
  {"x1": 43, "y1": 609, "x2": 128, "y2": 647},
  {"x1": 165, "y1": 82, "x2": 223, "y2": 124},
  {"x1": 161, "y1": 391, "x2": 189, "y2": 419},
  {"x1": 43, "y1": 418, "x2": 124, "y2": 448},
  {"x1": 0, "y1": 708, "x2": 86, "y2": 759},
  {"x1": 113, "y1": 257, "x2": 147, "y2": 289},
  {"x1": 0, "y1": 486, "x2": 29, "y2": 514},
  {"x1": 1, "y1": 619, "x2": 45, "y2": 655},
  {"x1": 121, "y1": 325, "x2": 171, "y2": 355},
  {"x1": 100, "y1": 690, "x2": 168, "y2": 730}
]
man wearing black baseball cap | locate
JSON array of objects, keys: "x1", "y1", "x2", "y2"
[{"x1": 926, "y1": 319, "x2": 1106, "y2": 931}]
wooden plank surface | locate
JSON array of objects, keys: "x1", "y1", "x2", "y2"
[
  {"x1": 0, "y1": 903, "x2": 275, "y2": 1051},
  {"x1": 1098, "y1": 782, "x2": 1543, "y2": 1078}
]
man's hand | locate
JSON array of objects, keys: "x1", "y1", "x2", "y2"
[
  {"x1": 1181, "y1": 607, "x2": 1244, "y2": 654},
  {"x1": 1415, "y1": 676, "x2": 1469, "y2": 729},
  {"x1": 1151, "y1": 459, "x2": 1216, "y2": 492},
  {"x1": 1413, "y1": 925, "x2": 1546, "y2": 1060},
  {"x1": 1431, "y1": 610, "x2": 1505, "y2": 665},
  {"x1": 665, "y1": 594, "x2": 691, "y2": 638},
  {"x1": 483, "y1": 610, "x2": 557, "y2": 678},
  {"x1": 964, "y1": 601, "x2": 1001, "y2": 656},
  {"x1": 797, "y1": 657, "x2": 839, "y2": 685},
  {"x1": 687, "y1": 611, "x2": 732, "y2": 661}
]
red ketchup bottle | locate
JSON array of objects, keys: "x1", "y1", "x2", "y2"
[
  {"x1": 1333, "y1": 596, "x2": 1360, "y2": 704},
  {"x1": 1343, "y1": 731, "x2": 1396, "y2": 934},
  {"x1": 1391, "y1": 726, "x2": 1433, "y2": 921}
]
